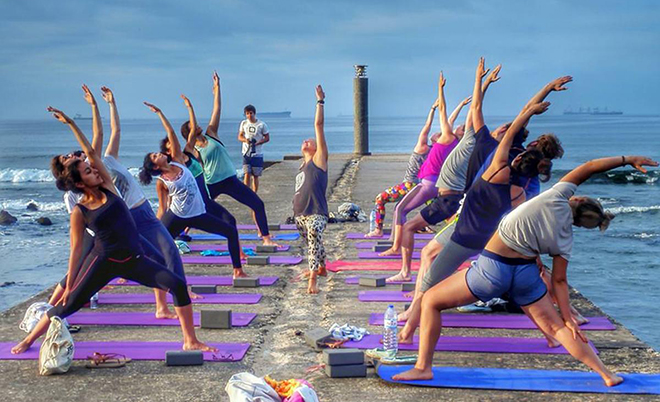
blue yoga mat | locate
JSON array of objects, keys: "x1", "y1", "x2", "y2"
[
  {"x1": 378, "y1": 365, "x2": 660, "y2": 394},
  {"x1": 189, "y1": 232, "x2": 300, "y2": 241}
]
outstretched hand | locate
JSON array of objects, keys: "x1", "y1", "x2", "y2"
[
  {"x1": 529, "y1": 101, "x2": 551, "y2": 115},
  {"x1": 476, "y1": 57, "x2": 490, "y2": 80},
  {"x1": 431, "y1": 98, "x2": 440, "y2": 109},
  {"x1": 82, "y1": 84, "x2": 96, "y2": 106},
  {"x1": 438, "y1": 71, "x2": 446, "y2": 88},
  {"x1": 549, "y1": 76, "x2": 573, "y2": 92},
  {"x1": 624, "y1": 156, "x2": 659, "y2": 173},
  {"x1": 100, "y1": 86, "x2": 115, "y2": 104},
  {"x1": 486, "y1": 64, "x2": 502, "y2": 83},
  {"x1": 461, "y1": 96, "x2": 472, "y2": 106},
  {"x1": 315, "y1": 85, "x2": 325, "y2": 101},
  {"x1": 181, "y1": 94, "x2": 193, "y2": 108},
  {"x1": 47, "y1": 106, "x2": 72, "y2": 124},
  {"x1": 143, "y1": 102, "x2": 161, "y2": 113},
  {"x1": 565, "y1": 319, "x2": 588, "y2": 343},
  {"x1": 212, "y1": 71, "x2": 220, "y2": 92}
]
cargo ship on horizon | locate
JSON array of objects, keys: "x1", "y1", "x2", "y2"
[{"x1": 259, "y1": 111, "x2": 291, "y2": 118}]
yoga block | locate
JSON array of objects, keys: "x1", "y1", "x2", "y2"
[
  {"x1": 233, "y1": 277, "x2": 260, "y2": 288},
  {"x1": 401, "y1": 283, "x2": 415, "y2": 292},
  {"x1": 322, "y1": 348, "x2": 364, "y2": 366},
  {"x1": 372, "y1": 245, "x2": 390, "y2": 253},
  {"x1": 256, "y1": 245, "x2": 278, "y2": 253},
  {"x1": 166, "y1": 350, "x2": 203, "y2": 366},
  {"x1": 324, "y1": 363, "x2": 367, "y2": 378},
  {"x1": 190, "y1": 284, "x2": 217, "y2": 294},
  {"x1": 382, "y1": 228, "x2": 392, "y2": 235},
  {"x1": 359, "y1": 277, "x2": 385, "y2": 287},
  {"x1": 200, "y1": 310, "x2": 232, "y2": 329},
  {"x1": 305, "y1": 327, "x2": 333, "y2": 351},
  {"x1": 376, "y1": 241, "x2": 393, "y2": 246},
  {"x1": 247, "y1": 256, "x2": 270, "y2": 265},
  {"x1": 268, "y1": 223, "x2": 281, "y2": 231}
]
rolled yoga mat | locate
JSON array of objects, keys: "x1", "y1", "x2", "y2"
[
  {"x1": 97, "y1": 293, "x2": 262, "y2": 305},
  {"x1": 345, "y1": 276, "x2": 416, "y2": 284},
  {"x1": 377, "y1": 365, "x2": 660, "y2": 395},
  {"x1": 237, "y1": 224, "x2": 297, "y2": 230},
  {"x1": 68, "y1": 311, "x2": 257, "y2": 327},
  {"x1": 0, "y1": 341, "x2": 249, "y2": 362},
  {"x1": 346, "y1": 232, "x2": 435, "y2": 240},
  {"x1": 343, "y1": 334, "x2": 597, "y2": 355},
  {"x1": 109, "y1": 276, "x2": 279, "y2": 287},
  {"x1": 368, "y1": 313, "x2": 616, "y2": 331},
  {"x1": 358, "y1": 251, "x2": 422, "y2": 260},
  {"x1": 188, "y1": 244, "x2": 290, "y2": 252},
  {"x1": 189, "y1": 233, "x2": 300, "y2": 241},
  {"x1": 182, "y1": 255, "x2": 302, "y2": 265},
  {"x1": 355, "y1": 242, "x2": 427, "y2": 250}
]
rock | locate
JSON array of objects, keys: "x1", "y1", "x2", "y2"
[
  {"x1": 26, "y1": 202, "x2": 38, "y2": 211},
  {"x1": 36, "y1": 217, "x2": 52, "y2": 226},
  {"x1": 0, "y1": 210, "x2": 17, "y2": 225}
]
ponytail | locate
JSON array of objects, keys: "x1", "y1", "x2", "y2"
[{"x1": 574, "y1": 197, "x2": 615, "y2": 231}]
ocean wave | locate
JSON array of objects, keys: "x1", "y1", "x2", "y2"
[
  {"x1": 552, "y1": 169, "x2": 658, "y2": 185},
  {"x1": 606, "y1": 205, "x2": 660, "y2": 215},
  {"x1": 0, "y1": 199, "x2": 65, "y2": 212},
  {"x1": 0, "y1": 168, "x2": 54, "y2": 183}
]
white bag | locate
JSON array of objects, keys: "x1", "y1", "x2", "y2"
[
  {"x1": 20, "y1": 302, "x2": 53, "y2": 333},
  {"x1": 225, "y1": 372, "x2": 280, "y2": 402},
  {"x1": 38, "y1": 316, "x2": 74, "y2": 376}
]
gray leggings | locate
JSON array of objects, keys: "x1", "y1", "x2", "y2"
[{"x1": 421, "y1": 238, "x2": 480, "y2": 292}]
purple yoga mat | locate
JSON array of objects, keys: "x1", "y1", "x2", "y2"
[
  {"x1": 368, "y1": 313, "x2": 616, "y2": 331},
  {"x1": 68, "y1": 311, "x2": 257, "y2": 327},
  {"x1": 346, "y1": 232, "x2": 435, "y2": 240},
  {"x1": 358, "y1": 251, "x2": 421, "y2": 260},
  {"x1": 345, "y1": 276, "x2": 416, "y2": 285},
  {"x1": 343, "y1": 334, "x2": 597, "y2": 355},
  {"x1": 0, "y1": 341, "x2": 249, "y2": 362},
  {"x1": 188, "y1": 244, "x2": 290, "y2": 252},
  {"x1": 182, "y1": 255, "x2": 302, "y2": 265},
  {"x1": 109, "y1": 276, "x2": 279, "y2": 287},
  {"x1": 358, "y1": 291, "x2": 412, "y2": 302},
  {"x1": 355, "y1": 242, "x2": 427, "y2": 250},
  {"x1": 98, "y1": 293, "x2": 262, "y2": 305},
  {"x1": 236, "y1": 224, "x2": 297, "y2": 230}
]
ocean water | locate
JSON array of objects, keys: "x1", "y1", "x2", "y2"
[{"x1": 0, "y1": 114, "x2": 658, "y2": 349}]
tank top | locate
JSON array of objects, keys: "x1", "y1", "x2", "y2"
[
  {"x1": 157, "y1": 162, "x2": 206, "y2": 218},
  {"x1": 76, "y1": 188, "x2": 142, "y2": 256},
  {"x1": 417, "y1": 138, "x2": 458, "y2": 181},
  {"x1": 184, "y1": 151, "x2": 204, "y2": 178},
  {"x1": 451, "y1": 171, "x2": 512, "y2": 250},
  {"x1": 402, "y1": 151, "x2": 428, "y2": 183},
  {"x1": 293, "y1": 160, "x2": 328, "y2": 217},
  {"x1": 195, "y1": 135, "x2": 236, "y2": 184}
]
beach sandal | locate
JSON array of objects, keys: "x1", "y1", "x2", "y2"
[
  {"x1": 211, "y1": 352, "x2": 233, "y2": 362},
  {"x1": 322, "y1": 339, "x2": 347, "y2": 349},
  {"x1": 67, "y1": 325, "x2": 81, "y2": 333},
  {"x1": 417, "y1": 226, "x2": 435, "y2": 234},
  {"x1": 86, "y1": 352, "x2": 131, "y2": 369}
]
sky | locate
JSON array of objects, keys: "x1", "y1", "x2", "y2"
[{"x1": 1, "y1": 0, "x2": 659, "y2": 120}]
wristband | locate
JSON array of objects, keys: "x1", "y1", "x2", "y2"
[
  {"x1": 621, "y1": 155, "x2": 626, "y2": 165},
  {"x1": 317, "y1": 100, "x2": 325, "y2": 104}
]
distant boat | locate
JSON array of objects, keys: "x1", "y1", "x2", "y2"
[
  {"x1": 564, "y1": 107, "x2": 623, "y2": 115},
  {"x1": 259, "y1": 111, "x2": 291, "y2": 118}
]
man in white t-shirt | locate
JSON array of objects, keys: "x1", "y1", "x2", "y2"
[{"x1": 238, "y1": 104, "x2": 269, "y2": 193}]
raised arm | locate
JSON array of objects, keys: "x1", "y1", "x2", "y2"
[
  {"x1": 81, "y1": 84, "x2": 103, "y2": 156},
  {"x1": 206, "y1": 71, "x2": 221, "y2": 139},
  {"x1": 312, "y1": 85, "x2": 328, "y2": 170},
  {"x1": 436, "y1": 72, "x2": 454, "y2": 142},
  {"x1": 561, "y1": 156, "x2": 658, "y2": 186},
  {"x1": 144, "y1": 101, "x2": 185, "y2": 163},
  {"x1": 470, "y1": 58, "x2": 489, "y2": 132},
  {"x1": 448, "y1": 96, "x2": 471, "y2": 128},
  {"x1": 183, "y1": 94, "x2": 201, "y2": 146},
  {"x1": 412, "y1": 99, "x2": 438, "y2": 154},
  {"x1": 101, "y1": 86, "x2": 121, "y2": 159},
  {"x1": 47, "y1": 107, "x2": 117, "y2": 196},
  {"x1": 521, "y1": 76, "x2": 572, "y2": 118},
  {"x1": 464, "y1": 108, "x2": 473, "y2": 132}
]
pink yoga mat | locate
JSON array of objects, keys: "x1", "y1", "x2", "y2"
[
  {"x1": 0, "y1": 341, "x2": 249, "y2": 362},
  {"x1": 346, "y1": 232, "x2": 435, "y2": 240},
  {"x1": 355, "y1": 242, "x2": 427, "y2": 250},
  {"x1": 358, "y1": 291, "x2": 411, "y2": 302},
  {"x1": 368, "y1": 313, "x2": 616, "y2": 331},
  {"x1": 358, "y1": 251, "x2": 422, "y2": 260},
  {"x1": 188, "y1": 244, "x2": 290, "y2": 252},
  {"x1": 236, "y1": 224, "x2": 297, "y2": 230},
  {"x1": 343, "y1": 334, "x2": 597, "y2": 355},
  {"x1": 98, "y1": 293, "x2": 262, "y2": 305},
  {"x1": 345, "y1": 276, "x2": 416, "y2": 284},
  {"x1": 327, "y1": 260, "x2": 421, "y2": 272},
  {"x1": 182, "y1": 255, "x2": 302, "y2": 265},
  {"x1": 108, "y1": 276, "x2": 279, "y2": 287},
  {"x1": 68, "y1": 311, "x2": 257, "y2": 327}
]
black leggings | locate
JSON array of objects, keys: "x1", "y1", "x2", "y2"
[
  {"x1": 48, "y1": 250, "x2": 190, "y2": 319},
  {"x1": 162, "y1": 210, "x2": 242, "y2": 269},
  {"x1": 207, "y1": 175, "x2": 269, "y2": 236},
  {"x1": 194, "y1": 174, "x2": 237, "y2": 226}
]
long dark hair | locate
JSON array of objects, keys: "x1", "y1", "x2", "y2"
[
  {"x1": 511, "y1": 149, "x2": 551, "y2": 181},
  {"x1": 138, "y1": 153, "x2": 171, "y2": 185},
  {"x1": 59, "y1": 159, "x2": 86, "y2": 194}
]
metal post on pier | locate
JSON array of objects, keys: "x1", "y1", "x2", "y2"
[{"x1": 353, "y1": 65, "x2": 370, "y2": 155}]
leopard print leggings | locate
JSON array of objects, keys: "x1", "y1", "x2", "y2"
[{"x1": 295, "y1": 214, "x2": 328, "y2": 272}]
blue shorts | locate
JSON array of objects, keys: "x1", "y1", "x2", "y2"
[
  {"x1": 465, "y1": 250, "x2": 547, "y2": 307},
  {"x1": 242, "y1": 155, "x2": 264, "y2": 176}
]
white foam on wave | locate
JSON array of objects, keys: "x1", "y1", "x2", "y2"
[
  {"x1": 0, "y1": 199, "x2": 65, "y2": 212},
  {"x1": 0, "y1": 168, "x2": 54, "y2": 183},
  {"x1": 606, "y1": 205, "x2": 660, "y2": 214}
]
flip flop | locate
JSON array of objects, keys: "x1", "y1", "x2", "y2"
[
  {"x1": 67, "y1": 325, "x2": 81, "y2": 333},
  {"x1": 86, "y1": 352, "x2": 132, "y2": 369}
]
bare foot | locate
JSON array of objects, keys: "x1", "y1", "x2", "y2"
[
  {"x1": 262, "y1": 237, "x2": 281, "y2": 248},
  {"x1": 604, "y1": 374, "x2": 624, "y2": 387},
  {"x1": 365, "y1": 228, "x2": 383, "y2": 238},
  {"x1": 116, "y1": 278, "x2": 127, "y2": 284},
  {"x1": 240, "y1": 250, "x2": 248, "y2": 260},
  {"x1": 183, "y1": 340, "x2": 218, "y2": 352},
  {"x1": 307, "y1": 273, "x2": 320, "y2": 294},
  {"x1": 233, "y1": 268, "x2": 248, "y2": 278},
  {"x1": 397, "y1": 328, "x2": 415, "y2": 344},
  {"x1": 379, "y1": 247, "x2": 401, "y2": 257},
  {"x1": 386, "y1": 272, "x2": 411, "y2": 283},
  {"x1": 188, "y1": 290, "x2": 203, "y2": 300},
  {"x1": 572, "y1": 308, "x2": 589, "y2": 325},
  {"x1": 397, "y1": 310, "x2": 410, "y2": 322},
  {"x1": 155, "y1": 309, "x2": 178, "y2": 320},
  {"x1": 403, "y1": 291, "x2": 414, "y2": 298},
  {"x1": 545, "y1": 336, "x2": 561, "y2": 348},
  {"x1": 318, "y1": 265, "x2": 327, "y2": 277},
  {"x1": 11, "y1": 339, "x2": 33, "y2": 354},
  {"x1": 392, "y1": 367, "x2": 433, "y2": 381}
]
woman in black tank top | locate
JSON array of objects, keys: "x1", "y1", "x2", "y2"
[
  {"x1": 11, "y1": 108, "x2": 216, "y2": 355},
  {"x1": 293, "y1": 85, "x2": 329, "y2": 295}
]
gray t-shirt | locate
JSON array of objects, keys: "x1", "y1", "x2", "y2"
[
  {"x1": 403, "y1": 151, "x2": 428, "y2": 183},
  {"x1": 435, "y1": 127, "x2": 477, "y2": 191},
  {"x1": 103, "y1": 155, "x2": 146, "y2": 209},
  {"x1": 498, "y1": 181, "x2": 578, "y2": 260}
]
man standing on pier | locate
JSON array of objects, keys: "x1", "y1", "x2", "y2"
[{"x1": 238, "y1": 105, "x2": 270, "y2": 193}]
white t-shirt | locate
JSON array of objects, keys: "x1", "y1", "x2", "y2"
[
  {"x1": 158, "y1": 162, "x2": 206, "y2": 218},
  {"x1": 102, "y1": 155, "x2": 146, "y2": 209},
  {"x1": 239, "y1": 119, "x2": 269, "y2": 156},
  {"x1": 498, "y1": 181, "x2": 578, "y2": 260}
]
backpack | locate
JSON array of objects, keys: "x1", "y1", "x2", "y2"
[{"x1": 38, "y1": 316, "x2": 74, "y2": 375}]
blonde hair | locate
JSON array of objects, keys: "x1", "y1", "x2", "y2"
[{"x1": 574, "y1": 197, "x2": 615, "y2": 231}]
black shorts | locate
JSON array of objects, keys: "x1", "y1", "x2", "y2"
[{"x1": 420, "y1": 193, "x2": 463, "y2": 225}]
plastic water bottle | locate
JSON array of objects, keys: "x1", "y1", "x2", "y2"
[
  {"x1": 89, "y1": 293, "x2": 99, "y2": 310},
  {"x1": 383, "y1": 304, "x2": 398, "y2": 358},
  {"x1": 369, "y1": 209, "x2": 377, "y2": 233}
]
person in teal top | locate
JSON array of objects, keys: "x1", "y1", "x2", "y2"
[{"x1": 179, "y1": 72, "x2": 279, "y2": 248}]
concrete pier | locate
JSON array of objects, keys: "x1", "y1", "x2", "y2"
[{"x1": 353, "y1": 65, "x2": 370, "y2": 155}]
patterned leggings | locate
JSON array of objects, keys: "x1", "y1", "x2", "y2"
[
  {"x1": 295, "y1": 214, "x2": 328, "y2": 272},
  {"x1": 373, "y1": 181, "x2": 416, "y2": 230}
]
